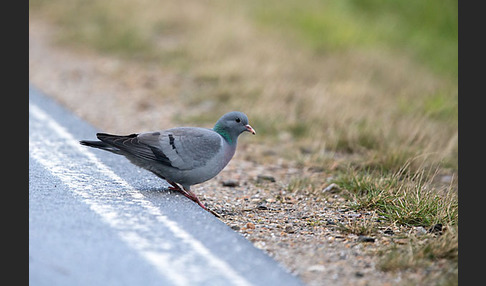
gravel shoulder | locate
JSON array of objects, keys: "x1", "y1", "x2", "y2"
[{"x1": 30, "y1": 18, "x2": 441, "y2": 286}]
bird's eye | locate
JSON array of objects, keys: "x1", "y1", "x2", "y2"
[{"x1": 235, "y1": 117, "x2": 241, "y2": 123}]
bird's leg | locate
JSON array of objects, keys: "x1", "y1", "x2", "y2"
[
  {"x1": 166, "y1": 181, "x2": 206, "y2": 209},
  {"x1": 166, "y1": 181, "x2": 220, "y2": 218},
  {"x1": 167, "y1": 181, "x2": 186, "y2": 194},
  {"x1": 181, "y1": 187, "x2": 221, "y2": 218},
  {"x1": 167, "y1": 182, "x2": 195, "y2": 202}
]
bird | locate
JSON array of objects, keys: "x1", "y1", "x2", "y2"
[{"x1": 80, "y1": 111, "x2": 256, "y2": 217}]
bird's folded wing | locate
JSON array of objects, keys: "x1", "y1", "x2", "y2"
[
  {"x1": 96, "y1": 133, "x2": 173, "y2": 166},
  {"x1": 137, "y1": 127, "x2": 223, "y2": 170}
]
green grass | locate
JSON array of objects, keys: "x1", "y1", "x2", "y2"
[
  {"x1": 378, "y1": 225, "x2": 458, "y2": 284},
  {"x1": 246, "y1": 0, "x2": 457, "y2": 78},
  {"x1": 332, "y1": 163, "x2": 458, "y2": 228},
  {"x1": 33, "y1": 0, "x2": 458, "y2": 78},
  {"x1": 29, "y1": 0, "x2": 189, "y2": 64},
  {"x1": 330, "y1": 160, "x2": 457, "y2": 281}
]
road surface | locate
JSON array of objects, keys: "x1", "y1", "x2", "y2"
[{"x1": 29, "y1": 85, "x2": 303, "y2": 286}]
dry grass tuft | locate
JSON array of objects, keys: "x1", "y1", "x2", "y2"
[
  {"x1": 378, "y1": 225, "x2": 458, "y2": 285},
  {"x1": 334, "y1": 160, "x2": 458, "y2": 227}
]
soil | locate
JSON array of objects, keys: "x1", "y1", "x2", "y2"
[{"x1": 29, "y1": 18, "x2": 433, "y2": 286}]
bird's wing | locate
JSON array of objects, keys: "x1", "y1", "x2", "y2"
[
  {"x1": 96, "y1": 133, "x2": 173, "y2": 165},
  {"x1": 137, "y1": 127, "x2": 223, "y2": 170}
]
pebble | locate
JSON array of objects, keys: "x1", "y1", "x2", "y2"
[
  {"x1": 222, "y1": 180, "x2": 239, "y2": 187},
  {"x1": 383, "y1": 228, "x2": 394, "y2": 235},
  {"x1": 428, "y1": 223, "x2": 443, "y2": 234},
  {"x1": 357, "y1": 236, "x2": 375, "y2": 243},
  {"x1": 308, "y1": 265, "x2": 326, "y2": 272},
  {"x1": 256, "y1": 204, "x2": 269, "y2": 210},
  {"x1": 246, "y1": 222, "x2": 256, "y2": 229},
  {"x1": 415, "y1": 226, "x2": 427, "y2": 235},
  {"x1": 254, "y1": 241, "x2": 266, "y2": 249},
  {"x1": 285, "y1": 226, "x2": 295, "y2": 233},
  {"x1": 322, "y1": 183, "x2": 341, "y2": 194},
  {"x1": 326, "y1": 219, "x2": 337, "y2": 225},
  {"x1": 256, "y1": 174, "x2": 276, "y2": 183}
]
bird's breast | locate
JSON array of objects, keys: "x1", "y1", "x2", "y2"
[{"x1": 183, "y1": 140, "x2": 236, "y2": 185}]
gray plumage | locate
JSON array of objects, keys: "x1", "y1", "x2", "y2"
[{"x1": 80, "y1": 111, "x2": 255, "y2": 216}]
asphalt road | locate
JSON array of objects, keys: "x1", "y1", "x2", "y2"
[{"x1": 29, "y1": 85, "x2": 304, "y2": 286}]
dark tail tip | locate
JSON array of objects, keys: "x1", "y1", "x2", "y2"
[
  {"x1": 79, "y1": 140, "x2": 108, "y2": 148},
  {"x1": 80, "y1": 139, "x2": 121, "y2": 153}
]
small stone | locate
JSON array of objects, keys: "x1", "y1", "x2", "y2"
[
  {"x1": 326, "y1": 219, "x2": 336, "y2": 225},
  {"x1": 222, "y1": 180, "x2": 239, "y2": 187},
  {"x1": 322, "y1": 183, "x2": 341, "y2": 194},
  {"x1": 254, "y1": 241, "x2": 266, "y2": 249},
  {"x1": 428, "y1": 223, "x2": 443, "y2": 234},
  {"x1": 285, "y1": 226, "x2": 294, "y2": 233},
  {"x1": 415, "y1": 226, "x2": 427, "y2": 235},
  {"x1": 357, "y1": 236, "x2": 375, "y2": 243},
  {"x1": 383, "y1": 228, "x2": 394, "y2": 235},
  {"x1": 231, "y1": 225, "x2": 241, "y2": 231},
  {"x1": 256, "y1": 174, "x2": 276, "y2": 183},
  {"x1": 246, "y1": 222, "x2": 256, "y2": 229},
  {"x1": 355, "y1": 272, "x2": 365, "y2": 278},
  {"x1": 308, "y1": 265, "x2": 326, "y2": 272},
  {"x1": 256, "y1": 204, "x2": 268, "y2": 210}
]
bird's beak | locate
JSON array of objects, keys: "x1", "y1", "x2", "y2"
[{"x1": 245, "y1": 124, "x2": 256, "y2": 135}]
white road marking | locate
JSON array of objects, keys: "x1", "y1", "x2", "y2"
[{"x1": 29, "y1": 101, "x2": 252, "y2": 286}]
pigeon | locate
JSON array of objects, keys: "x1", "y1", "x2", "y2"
[{"x1": 80, "y1": 111, "x2": 256, "y2": 217}]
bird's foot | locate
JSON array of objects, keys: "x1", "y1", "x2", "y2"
[
  {"x1": 167, "y1": 182, "x2": 221, "y2": 218},
  {"x1": 186, "y1": 191, "x2": 221, "y2": 218}
]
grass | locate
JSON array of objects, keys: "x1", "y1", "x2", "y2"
[
  {"x1": 30, "y1": 0, "x2": 458, "y2": 78},
  {"x1": 333, "y1": 163, "x2": 458, "y2": 228},
  {"x1": 30, "y1": 0, "x2": 458, "y2": 283},
  {"x1": 330, "y1": 161, "x2": 457, "y2": 282},
  {"x1": 286, "y1": 177, "x2": 319, "y2": 194},
  {"x1": 246, "y1": 0, "x2": 458, "y2": 78},
  {"x1": 379, "y1": 226, "x2": 458, "y2": 270},
  {"x1": 335, "y1": 212, "x2": 381, "y2": 236},
  {"x1": 285, "y1": 157, "x2": 457, "y2": 281},
  {"x1": 378, "y1": 225, "x2": 458, "y2": 285}
]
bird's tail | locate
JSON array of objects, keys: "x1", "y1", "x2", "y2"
[
  {"x1": 80, "y1": 132, "x2": 140, "y2": 154},
  {"x1": 79, "y1": 139, "x2": 120, "y2": 153}
]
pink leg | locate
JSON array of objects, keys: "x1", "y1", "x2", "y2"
[{"x1": 167, "y1": 181, "x2": 220, "y2": 217}]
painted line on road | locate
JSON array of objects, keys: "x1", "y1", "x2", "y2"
[{"x1": 29, "y1": 101, "x2": 252, "y2": 286}]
